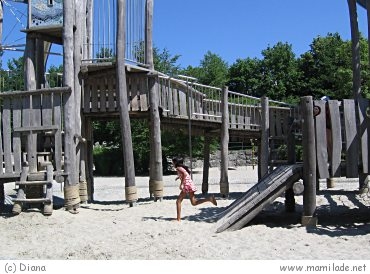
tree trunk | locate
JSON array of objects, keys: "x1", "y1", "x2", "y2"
[
  {"x1": 301, "y1": 96, "x2": 317, "y2": 226},
  {"x1": 347, "y1": 0, "x2": 362, "y2": 101},
  {"x1": 202, "y1": 134, "x2": 211, "y2": 194},
  {"x1": 85, "y1": 0, "x2": 93, "y2": 61},
  {"x1": 117, "y1": 0, "x2": 137, "y2": 205},
  {"x1": 220, "y1": 86, "x2": 229, "y2": 197},
  {"x1": 260, "y1": 96, "x2": 269, "y2": 179},
  {"x1": 63, "y1": 0, "x2": 80, "y2": 212},
  {"x1": 149, "y1": 76, "x2": 163, "y2": 201},
  {"x1": 145, "y1": 0, "x2": 154, "y2": 69}
]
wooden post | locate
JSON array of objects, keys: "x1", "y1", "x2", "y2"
[
  {"x1": 259, "y1": 96, "x2": 269, "y2": 179},
  {"x1": 348, "y1": 0, "x2": 362, "y2": 101},
  {"x1": 145, "y1": 0, "x2": 154, "y2": 69},
  {"x1": 301, "y1": 96, "x2": 317, "y2": 226},
  {"x1": 202, "y1": 134, "x2": 211, "y2": 194},
  {"x1": 63, "y1": 0, "x2": 80, "y2": 212},
  {"x1": 148, "y1": 76, "x2": 163, "y2": 201},
  {"x1": 43, "y1": 163, "x2": 54, "y2": 215},
  {"x1": 220, "y1": 86, "x2": 229, "y2": 197},
  {"x1": 117, "y1": 0, "x2": 137, "y2": 206},
  {"x1": 285, "y1": 116, "x2": 296, "y2": 212},
  {"x1": 85, "y1": 0, "x2": 93, "y2": 61},
  {"x1": 24, "y1": 31, "x2": 38, "y2": 173},
  {"x1": 86, "y1": 117, "x2": 95, "y2": 202},
  {"x1": 75, "y1": 0, "x2": 85, "y2": 202},
  {"x1": 348, "y1": 0, "x2": 366, "y2": 190}
]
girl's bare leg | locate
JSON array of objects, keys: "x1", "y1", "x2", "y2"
[
  {"x1": 189, "y1": 192, "x2": 217, "y2": 206},
  {"x1": 176, "y1": 191, "x2": 187, "y2": 221}
]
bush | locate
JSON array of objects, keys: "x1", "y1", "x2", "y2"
[{"x1": 93, "y1": 144, "x2": 124, "y2": 176}]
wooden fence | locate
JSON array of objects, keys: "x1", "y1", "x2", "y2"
[
  {"x1": 0, "y1": 87, "x2": 70, "y2": 181},
  {"x1": 314, "y1": 98, "x2": 370, "y2": 180}
]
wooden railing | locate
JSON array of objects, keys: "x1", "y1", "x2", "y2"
[
  {"x1": 82, "y1": 73, "x2": 295, "y2": 134},
  {"x1": 0, "y1": 87, "x2": 70, "y2": 179}
]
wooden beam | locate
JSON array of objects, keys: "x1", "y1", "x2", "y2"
[
  {"x1": 259, "y1": 96, "x2": 269, "y2": 179},
  {"x1": 301, "y1": 96, "x2": 317, "y2": 226},
  {"x1": 348, "y1": 0, "x2": 362, "y2": 101},
  {"x1": 117, "y1": 0, "x2": 137, "y2": 205},
  {"x1": 145, "y1": 0, "x2": 154, "y2": 69},
  {"x1": 220, "y1": 86, "x2": 229, "y2": 197},
  {"x1": 149, "y1": 78, "x2": 163, "y2": 200},
  {"x1": 63, "y1": 0, "x2": 80, "y2": 211}
]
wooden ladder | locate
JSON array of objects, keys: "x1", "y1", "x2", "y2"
[{"x1": 12, "y1": 163, "x2": 54, "y2": 216}]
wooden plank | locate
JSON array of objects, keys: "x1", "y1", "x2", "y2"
[
  {"x1": 41, "y1": 91, "x2": 53, "y2": 172},
  {"x1": 53, "y1": 92, "x2": 63, "y2": 175},
  {"x1": 358, "y1": 97, "x2": 369, "y2": 173},
  {"x1": 275, "y1": 110, "x2": 283, "y2": 137},
  {"x1": 329, "y1": 100, "x2": 342, "y2": 177},
  {"x1": 13, "y1": 125, "x2": 59, "y2": 133},
  {"x1": 237, "y1": 107, "x2": 245, "y2": 129},
  {"x1": 108, "y1": 76, "x2": 116, "y2": 112},
  {"x1": 42, "y1": 92, "x2": 53, "y2": 126},
  {"x1": 269, "y1": 109, "x2": 276, "y2": 137},
  {"x1": 314, "y1": 100, "x2": 329, "y2": 179},
  {"x1": 343, "y1": 99, "x2": 359, "y2": 178},
  {"x1": 159, "y1": 80, "x2": 168, "y2": 116},
  {"x1": 216, "y1": 164, "x2": 302, "y2": 232},
  {"x1": 12, "y1": 98, "x2": 22, "y2": 173},
  {"x1": 179, "y1": 91, "x2": 187, "y2": 116},
  {"x1": 167, "y1": 82, "x2": 174, "y2": 116},
  {"x1": 3, "y1": 98, "x2": 13, "y2": 173},
  {"x1": 100, "y1": 77, "x2": 107, "y2": 112},
  {"x1": 230, "y1": 104, "x2": 236, "y2": 129},
  {"x1": 83, "y1": 79, "x2": 91, "y2": 113},
  {"x1": 130, "y1": 77, "x2": 139, "y2": 111},
  {"x1": 31, "y1": 93, "x2": 42, "y2": 172},
  {"x1": 173, "y1": 88, "x2": 179, "y2": 116},
  {"x1": 91, "y1": 78, "x2": 99, "y2": 112}
]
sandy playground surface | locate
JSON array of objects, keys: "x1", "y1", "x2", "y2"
[{"x1": 1, "y1": 166, "x2": 370, "y2": 260}]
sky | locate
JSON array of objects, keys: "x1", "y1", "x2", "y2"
[{"x1": 1, "y1": 0, "x2": 369, "y2": 70}]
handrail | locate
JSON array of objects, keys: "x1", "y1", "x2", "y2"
[{"x1": 0, "y1": 87, "x2": 72, "y2": 97}]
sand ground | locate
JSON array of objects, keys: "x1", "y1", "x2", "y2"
[{"x1": 1, "y1": 166, "x2": 370, "y2": 260}]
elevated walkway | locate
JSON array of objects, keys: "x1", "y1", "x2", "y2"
[{"x1": 215, "y1": 164, "x2": 303, "y2": 233}]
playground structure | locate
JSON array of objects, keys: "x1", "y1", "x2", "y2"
[{"x1": 0, "y1": 0, "x2": 369, "y2": 229}]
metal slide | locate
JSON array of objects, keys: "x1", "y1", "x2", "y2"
[{"x1": 215, "y1": 164, "x2": 303, "y2": 233}]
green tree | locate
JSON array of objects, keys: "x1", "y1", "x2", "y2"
[
  {"x1": 46, "y1": 64, "x2": 63, "y2": 87},
  {"x1": 2, "y1": 56, "x2": 24, "y2": 91},
  {"x1": 227, "y1": 57, "x2": 261, "y2": 96},
  {"x1": 297, "y1": 32, "x2": 369, "y2": 100},
  {"x1": 153, "y1": 47, "x2": 181, "y2": 75},
  {"x1": 198, "y1": 51, "x2": 228, "y2": 87},
  {"x1": 182, "y1": 51, "x2": 228, "y2": 87},
  {"x1": 258, "y1": 42, "x2": 301, "y2": 101}
]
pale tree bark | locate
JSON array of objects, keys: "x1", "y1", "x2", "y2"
[
  {"x1": 63, "y1": 0, "x2": 80, "y2": 212},
  {"x1": 145, "y1": 0, "x2": 154, "y2": 69},
  {"x1": 117, "y1": 0, "x2": 137, "y2": 205},
  {"x1": 347, "y1": 0, "x2": 362, "y2": 100}
]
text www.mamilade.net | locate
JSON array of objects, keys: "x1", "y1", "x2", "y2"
[{"x1": 279, "y1": 262, "x2": 367, "y2": 272}]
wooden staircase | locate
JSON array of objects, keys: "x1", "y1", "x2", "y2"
[{"x1": 12, "y1": 163, "x2": 54, "y2": 216}]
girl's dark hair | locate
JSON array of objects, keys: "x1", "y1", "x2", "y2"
[{"x1": 172, "y1": 157, "x2": 191, "y2": 174}]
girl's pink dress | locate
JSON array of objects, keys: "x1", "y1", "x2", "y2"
[{"x1": 177, "y1": 166, "x2": 197, "y2": 193}]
